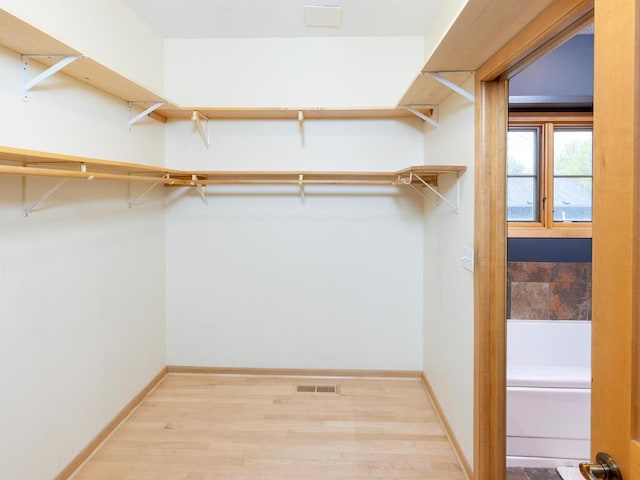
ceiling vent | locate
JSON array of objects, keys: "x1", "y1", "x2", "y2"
[{"x1": 304, "y1": 5, "x2": 342, "y2": 28}]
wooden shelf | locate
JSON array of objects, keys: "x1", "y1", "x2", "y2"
[
  {"x1": 0, "y1": 146, "x2": 182, "y2": 174},
  {"x1": 0, "y1": 8, "x2": 166, "y2": 103},
  {"x1": 170, "y1": 165, "x2": 463, "y2": 187},
  {"x1": 425, "y1": 0, "x2": 556, "y2": 72},
  {"x1": 0, "y1": 9, "x2": 435, "y2": 122},
  {"x1": 0, "y1": 146, "x2": 189, "y2": 185},
  {"x1": 0, "y1": 1, "x2": 563, "y2": 122},
  {"x1": 0, "y1": 146, "x2": 465, "y2": 188},
  {"x1": 157, "y1": 106, "x2": 433, "y2": 121},
  {"x1": 398, "y1": 0, "x2": 558, "y2": 107},
  {"x1": 0, "y1": 9, "x2": 76, "y2": 57}
]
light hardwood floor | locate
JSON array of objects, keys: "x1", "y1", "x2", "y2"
[{"x1": 71, "y1": 374, "x2": 465, "y2": 479}]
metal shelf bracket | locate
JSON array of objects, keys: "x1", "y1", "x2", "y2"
[
  {"x1": 423, "y1": 71, "x2": 475, "y2": 103},
  {"x1": 22, "y1": 177, "x2": 68, "y2": 216},
  {"x1": 192, "y1": 111, "x2": 210, "y2": 149},
  {"x1": 298, "y1": 110, "x2": 305, "y2": 147},
  {"x1": 401, "y1": 106, "x2": 439, "y2": 131},
  {"x1": 22, "y1": 162, "x2": 96, "y2": 216},
  {"x1": 128, "y1": 174, "x2": 172, "y2": 208},
  {"x1": 22, "y1": 54, "x2": 83, "y2": 101},
  {"x1": 400, "y1": 171, "x2": 460, "y2": 213},
  {"x1": 128, "y1": 102, "x2": 165, "y2": 128}
]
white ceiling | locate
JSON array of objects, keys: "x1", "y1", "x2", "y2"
[{"x1": 124, "y1": 0, "x2": 446, "y2": 38}]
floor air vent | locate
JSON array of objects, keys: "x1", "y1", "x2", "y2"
[
  {"x1": 316, "y1": 385, "x2": 336, "y2": 393},
  {"x1": 296, "y1": 385, "x2": 338, "y2": 394}
]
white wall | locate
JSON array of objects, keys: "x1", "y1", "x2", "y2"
[
  {"x1": 165, "y1": 118, "x2": 425, "y2": 370},
  {"x1": 0, "y1": 46, "x2": 166, "y2": 480},
  {"x1": 165, "y1": 37, "x2": 423, "y2": 107},
  {"x1": 0, "y1": 0, "x2": 165, "y2": 95},
  {"x1": 422, "y1": 76, "x2": 475, "y2": 464}
]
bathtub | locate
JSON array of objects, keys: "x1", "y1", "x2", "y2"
[{"x1": 506, "y1": 320, "x2": 591, "y2": 468}]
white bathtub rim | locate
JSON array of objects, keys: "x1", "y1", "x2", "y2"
[{"x1": 507, "y1": 366, "x2": 591, "y2": 388}]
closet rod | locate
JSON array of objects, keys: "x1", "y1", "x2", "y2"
[
  {"x1": 189, "y1": 179, "x2": 397, "y2": 186},
  {"x1": 0, "y1": 164, "x2": 189, "y2": 185}
]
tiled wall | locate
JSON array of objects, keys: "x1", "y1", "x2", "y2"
[{"x1": 507, "y1": 262, "x2": 592, "y2": 320}]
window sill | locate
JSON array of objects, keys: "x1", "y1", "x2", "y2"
[{"x1": 508, "y1": 224, "x2": 592, "y2": 238}]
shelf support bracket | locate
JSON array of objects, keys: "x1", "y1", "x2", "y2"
[
  {"x1": 400, "y1": 171, "x2": 460, "y2": 213},
  {"x1": 401, "y1": 106, "x2": 439, "y2": 131},
  {"x1": 408, "y1": 182, "x2": 438, "y2": 208},
  {"x1": 415, "y1": 172, "x2": 460, "y2": 213},
  {"x1": 22, "y1": 162, "x2": 96, "y2": 216},
  {"x1": 192, "y1": 111, "x2": 210, "y2": 149},
  {"x1": 423, "y1": 71, "x2": 475, "y2": 103},
  {"x1": 128, "y1": 102, "x2": 165, "y2": 128},
  {"x1": 22, "y1": 177, "x2": 69, "y2": 217},
  {"x1": 192, "y1": 174, "x2": 208, "y2": 205},
  {"x1": 298, "y1": 110, "x2": 305, "y2": 147},
  {"x1": 128, "y1": 174, "x2": 169, "y2": 208},
  {"x1": 299, "y1": 174, "x2": 305, "y2": 204},
  {"x1": 22, "y1": 54, "x2": 83, "y2": 101}
]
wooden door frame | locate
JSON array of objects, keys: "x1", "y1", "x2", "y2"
[{"x1": 473, "y1": 1, "x2": 594, "y2": 479}]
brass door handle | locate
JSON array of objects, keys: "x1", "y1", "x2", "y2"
[{"x1": 579, "y1": 452, "x2": 622, "y2": 480}]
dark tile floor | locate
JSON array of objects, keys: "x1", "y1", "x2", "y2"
[{"x1": 507, "y1": 467, "x2": 562, "y2": 480}]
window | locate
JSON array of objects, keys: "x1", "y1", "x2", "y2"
[{"x1": 507, "y1": 113, "x2": 593, "y2": 237}]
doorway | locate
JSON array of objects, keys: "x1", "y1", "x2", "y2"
[
  {"x1": 504, "y1": 27, "x2": 594, "y2": 479},
  {"x1": 475, "y1": 1, "x2": 640, "y2": 479},
  {"x1": 473, "y1": 2, "x2": 595, "y2": 479}
]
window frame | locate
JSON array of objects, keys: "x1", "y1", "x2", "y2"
[
  {"x1": 506, "y1": 126, "x2": 542, "y2": 223},
  {"x1": 507, "y1": 112, "x2": 593, "y2": 238}
]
